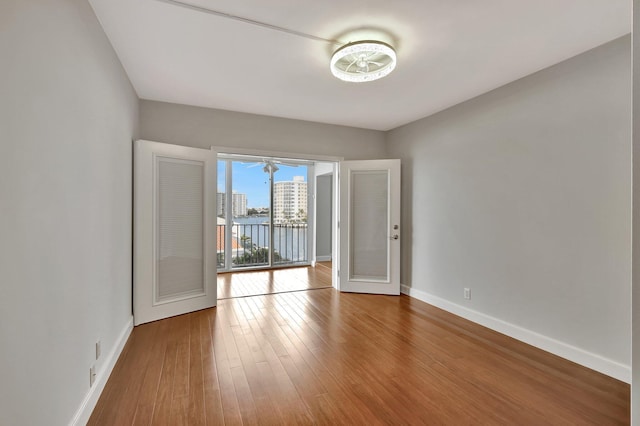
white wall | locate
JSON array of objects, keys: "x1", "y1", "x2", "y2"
[
  {"x1": 140, "y1": 100, "x2": 386, "y2": 160},
  {"x1": 0, "y1": 1, "x2": 138, "y2": 425},
  {"x1": 316, "y1": 174, "x2": 333, "y2": 259},
  {"x1": 632, "y1": 0, "x2": 640, "y2": 420},
  {"x1": 387, "y1": 36, "x2": 632, "y2": 380}
]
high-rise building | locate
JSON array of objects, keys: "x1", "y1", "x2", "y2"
[
  {"x1": 273, "y1": 176, "x2": 307, "y2": 223},
  {"x1": 216, "y1": 192, "x2": 225, "y2": 216},
  {"x1": 232, "y1": 192, "x2": 247, "y2": 217},
  {"x1": 217, "y1": 191, "x2": 247, "y2": 217}
]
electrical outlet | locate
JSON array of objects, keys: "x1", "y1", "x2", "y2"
[
  {"x1": 464, "y1": 288, "x2": 471, "y2": 300},
  {"x1": 90, "y1": 366, "x2": 96, "y2": 387},
  {"x1": 96, "y1": 340, "x2": 101, "y2": 360}
]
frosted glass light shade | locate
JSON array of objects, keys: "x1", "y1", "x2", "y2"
[{"x1": 330, "y1": 40, "x2": 396, "y2": 83}]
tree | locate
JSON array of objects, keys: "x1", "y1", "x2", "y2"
[
  {"x1": 240, "y1": 234, "x2": 251, "y2": 252},
  {"x1": 233, "y1": 248, "x2": 287, "y2": 265},
  {"x1": 296, "y1": 208, "x2": 307, "y2": 223}
]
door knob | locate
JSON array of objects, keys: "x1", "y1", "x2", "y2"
[{"x1": 390, "y1": 234, "x2": 399, "y2": 240}]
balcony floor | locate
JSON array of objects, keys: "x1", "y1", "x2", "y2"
[{"x1": 217, "y1": 262, "x2": 332, "y2": 299}]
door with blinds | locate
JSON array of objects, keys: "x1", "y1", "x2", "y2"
[
  {"x1": 338, "y1": 159, "x2": 401, "y2": 295},
  {"x1": 134, "y1": 140, "x2": 217, "y2": 325}
]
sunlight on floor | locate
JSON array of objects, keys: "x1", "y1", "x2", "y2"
[{"x1": 217, "y1": 262, "x2": 332, "y2": 299}]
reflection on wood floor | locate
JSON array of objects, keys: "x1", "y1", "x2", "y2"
[
  {"x1": 88, "y1": 287, "x2": 629, "y2": 425},
  {"x1": 217, "y1": 262, "x2": 332, "y2": 299}
]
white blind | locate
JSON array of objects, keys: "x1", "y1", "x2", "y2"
[
  {"x1": 157, "y1": 157, "x2": 205, "y2": 301},
  {"x1": 350, "y1": 170, "x2": 388, "y2": 280}
]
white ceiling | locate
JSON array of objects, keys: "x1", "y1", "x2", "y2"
[{"x1": 88, "y1": 0, "x2": 630, "y2": 131}]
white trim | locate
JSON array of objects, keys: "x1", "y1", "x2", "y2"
[
  {"x1": 218, "y1": 152, "x2": 315, "y2": 166},
  {"x1": 316, "y1": 255, "x2": 332, "y2": 262},
  {"x1": 211, "y1": 145, "x2": 343, "y2": 162},
  {"x1": 332, "y1": 163, "x2": 340, "y2": 290},
  {"x1": 400, "y1": 285, "x2": 631, "y2": 383},
  {"x1": 69, "y1": 317, "x2": 134, "y2": 426}
]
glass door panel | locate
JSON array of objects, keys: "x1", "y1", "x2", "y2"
[
  {"x1": 230, "y1": 160, "x2": 270, "y2": 269},
  {"x1": 216, "y1": 156, "x2": 311, "y2": 271},
  {"x1": 273, "y1": 163, "x2": 308, "y2": 266},
  {"x1": 349, "y1": 170, "x2": 389, "y2": 281},
  {"x1": 216, "y1": 160, "x2": 226, "y2": 269}
]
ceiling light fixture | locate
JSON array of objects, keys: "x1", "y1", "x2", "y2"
[{"x1": 330, "y1": 40, "x2": 397, "y2": 83}]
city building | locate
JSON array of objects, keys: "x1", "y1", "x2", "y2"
[
  {"x1": 273, "y1": 176, "x2": 307, "y2": 223},
  {"x1": 217, "y1": 191, "x2": 247, "y2": 217},
  {"x1": 232, "y1": 192, "x2": 247, "y2": 217},
  {"x1": 216, "y1": 192, "x2": 225, "y2": 216}
]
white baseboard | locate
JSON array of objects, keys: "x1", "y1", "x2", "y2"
[
  {"x1": 70, "y1": 317, "x2": 134, "y2": 426},
  {"x1": 316, "y1": 255, "x2": 332, "y2": 262},
  {"x1": 400, "y1": 285, "x2": 630, "y2": 383}
]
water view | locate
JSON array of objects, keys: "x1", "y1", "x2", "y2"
[{"x1": 217, "y1": 216, "x2": 308, "y2": 269}]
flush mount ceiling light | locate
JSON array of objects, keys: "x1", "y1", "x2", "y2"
[{"x1": 330, "y1": 40, "x2": 397, "y2": 83}]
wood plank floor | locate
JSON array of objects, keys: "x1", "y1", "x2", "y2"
[
  {"x1": 217, "y1": 263, "x2": 332, "y2": 299},
  {"x1": 89, "y1": 288, "x2": 629, "y2": 425}
]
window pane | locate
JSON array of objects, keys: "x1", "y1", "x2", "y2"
[
  {"x1": 350, "y1": 170, "x2": 388, "y2": 280},
  {"x1": 231, "y1": 161, "x2": 270, "y2": 268},
  {"x1": 216, "y1": 160, "x2": 226, "y2": 268},
  {"x1": 273, "y1": 164, "x2": 308, "y2": 264},
  {"x1": 157, "y1": 157, "x2": 204, "y2": 301}
]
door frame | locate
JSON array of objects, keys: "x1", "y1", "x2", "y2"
[
  {"x1": 216, "y1": 154, "x2": 317, "y2": 271},
  {"x1": 212, "y1": 146, "x2": 342, "y2": 285}
]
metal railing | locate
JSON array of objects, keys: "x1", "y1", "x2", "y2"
[
  {"x1": 216, "y1": 224, "x2": 226, "y2": 268},
  {"x1": 216, "y1": 223, "x2": 308, "y2": 270},
  {"x1": 271, "y1": 223, "x2": 308, "y2": 266}
]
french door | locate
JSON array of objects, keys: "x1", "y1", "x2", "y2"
[
  {"x1": 133, "y1": 142, "x2": 399, "y2": 325},
  {"x1": 134, "y1": 140, "x2": 217, "y2": 326},
  {"x1": 339, "y1": 159, "x2": 401, "y2": 295},
  {"x1": 216, "y1": 156, "x2": 312, "y2": 271}
]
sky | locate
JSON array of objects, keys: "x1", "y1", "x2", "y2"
[{"x1": 218, "y1": 160, "x2": 307, "y2": 208}]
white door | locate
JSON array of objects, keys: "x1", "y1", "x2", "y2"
[
  {"x1": 339, "y1": 159, "x2": 401, "y2": 295},
  {"x1": 134, "y1": 140, "x2": 217, "y2": 325}
]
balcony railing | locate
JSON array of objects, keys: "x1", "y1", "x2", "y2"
[{"x1": 216, "y1": 223, "x2": 308, "y2": 270}]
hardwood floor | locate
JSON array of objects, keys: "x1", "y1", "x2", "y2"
[
  {"x1": 89, "y1": 288, "x2": 629, "y2": 425},
  {"x1": 217, "y1": 264, "x2": 332, "y2": 299}
]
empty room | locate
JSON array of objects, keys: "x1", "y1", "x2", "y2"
[{"x1": 2, "y1": 0, "x2": 639, "y2": 425}]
